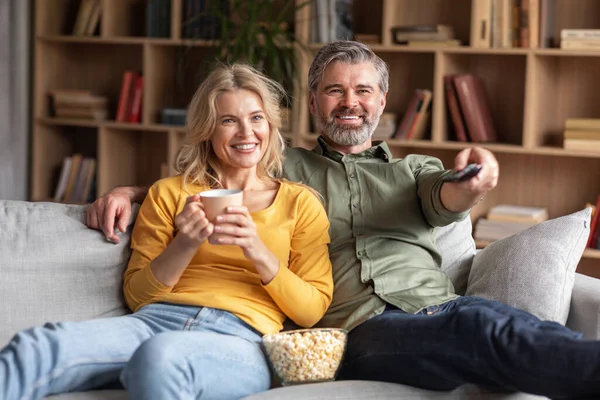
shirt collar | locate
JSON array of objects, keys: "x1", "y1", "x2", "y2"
[{"x1": 313, "y1": 136, "x2": 392, "y2": 162}]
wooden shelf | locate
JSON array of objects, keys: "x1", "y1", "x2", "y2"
[{"x1": 32, "y1": 0, "x2": 600, "y2": 276}]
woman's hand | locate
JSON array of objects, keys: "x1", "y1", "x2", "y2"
[
  {"x1": 174, "y1": 194, "x2": 214, "y2": 248},
  {"x1": 213, "y1": 206, "x2": 279, "y2": 283}
]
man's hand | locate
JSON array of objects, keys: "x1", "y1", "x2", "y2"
[
  {"x1": 441, "y1": 147, "x2": 499, "y2": 212},
  {"x1": 87, "y1": 186, "x2": 145, "y2": 243}
]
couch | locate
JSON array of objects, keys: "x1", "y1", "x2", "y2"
[{"x1": 0, "y1": 200, "x2": 597, "y2": 400}]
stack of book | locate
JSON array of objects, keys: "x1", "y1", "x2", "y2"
[
  {"x1": 372, "y1": 113, "x2": 397, "y2": 139},
  {"x1": 444, "y1": 74, "x2": 498, "y2": 143},
  {"x1": 53, "y1": 154, "x2": 97, "y2": 204},
  {"x1": 49, "y1": 90, "x2": 109, "y2": 121},
  {"x1": 392, "y1": 89, "x2": 432, "y2": 140},
  {"x1": 474, "y1": 204, "x2": 548, "y2": 244},
  {"x1": 560, "y1": 29, "x2": 600, "y2": 50},
  {"x1": 562, "y1": 119, "x2": 600, "y2": 152},
  {"x1": 391, "y1": 24, "x2": 460, "y2": 47}
]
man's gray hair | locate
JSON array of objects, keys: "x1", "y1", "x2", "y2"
[{"x1": 308, "y1": 40, "x2": 389, "y2": 94}]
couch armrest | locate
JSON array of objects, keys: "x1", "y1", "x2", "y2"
[{"x1": 566, "y1": 273, "x2": 600, "y2": 339}]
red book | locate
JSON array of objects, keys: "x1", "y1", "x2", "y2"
[
  {"x1": 452, "y1": 74, "x2": 498, "y2": 142},
  {"x1": 587, "y1": 195, "x2": 600, "y2": 248},
  {"x1": 129, "y1": 75, "x2": 144, "y2": 123},
  {"x1": 444, "y1": 75, "x2": 468, "y2": 142},
  {"x1": 116, "y1": 71, "x2": 137, "y2": 122}
]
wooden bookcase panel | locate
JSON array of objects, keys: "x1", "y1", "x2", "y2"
[
  {"x1": 527, "y1": 53, "x2": 600, "y2": 148},
  {"x1": 35, "y1": 0, "x2": 77, "y2": 36},
  {"x1": 144, "y1": 44, "x2": 216, "y2": 124},
  {"x1": 439, "y1": 53, "x2": 527, "y2": 146},
  {"x1": 97, "y1": 128, "x2": 169, "y2": 194},
  {"x1": 101, "y1": 0, "x2": 147, "y2": 38},
  {"x1": 34, "y1": 41, "x2": 143, "y2": 120},
  {"x1": 31, "y1": 123, "x2": 97, "y2": 201},
  {"x1": 388, "y1": 147, "x2": 600, "y2": 222},
  {"x1": 382, "y1": 0, "x2": 472, "y2": 46},
  {"x1": 553, "y1": 0, "x2": 600, "y2": 38}
]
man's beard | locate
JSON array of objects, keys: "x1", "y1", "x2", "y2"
[{"x1": 316, "y1": 106, "x2": 381, "y2": 147}]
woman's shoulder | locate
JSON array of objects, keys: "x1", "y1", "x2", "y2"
[
  {"x1": 280, "y1": 180, "x2": 324, "y2": 208},
  {"x1": 150, "y1": 175, "x2": 208, "y2": 196}
]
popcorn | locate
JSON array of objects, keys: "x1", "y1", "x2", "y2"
[{"x1": 262, "y1": 328, "x2": 347, "y2": 384}]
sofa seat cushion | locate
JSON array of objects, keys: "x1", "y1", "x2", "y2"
[
  {"x1": 0, "y1": 201, "x2": 135, "y2": 346},
  {"x1": 242, "y1": 381, "x2": 548, "y2": 399}
]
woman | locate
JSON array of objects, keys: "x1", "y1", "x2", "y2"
[{"x1": 0, "y1": 64, "x2": 333, "y2": 400}]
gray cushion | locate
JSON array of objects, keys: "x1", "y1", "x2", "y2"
[
  {"x1": 435, "y1": 217, "x2": 477, "y2": 296},
  {"x1": 0, "y1": 200, "x2": 136, "y2": 346},
  {"x1": 243, "y1": 381, "x2": 547, "y2": 399},
  {"x1": 466, "y1": 208, "x2": 591, "y2": 324}
]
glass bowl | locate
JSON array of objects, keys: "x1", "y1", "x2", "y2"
[{"x1": 262, "y1": 328, "x2": 348, "y2": 386}]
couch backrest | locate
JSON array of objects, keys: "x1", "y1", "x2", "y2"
[
  {"x1": 0, "y1": 200, "x2": 135, "y2": 345},
  {"x1": 0, "y1": 200, "x2": 476, "y2": 346}
]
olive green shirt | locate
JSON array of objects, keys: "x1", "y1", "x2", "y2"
[{"x1": 283, "y1": 137, "x2": 469, "y2": 331}]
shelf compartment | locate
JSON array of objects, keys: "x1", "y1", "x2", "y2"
[
  {"x1": 144, "y1": 43, "x2": 216, "y2": 125},
  {"x1": 101, "y1": 0, "x2": 148, "y2": 38},
  {"x1": 34, "y1": 41, "x2": 143, "y2": 121},
  {"x1": 97, "y1": 128, "x2": 169, "y2": 195},
  {"x1": 437, "y1": 52, "x2": 526, "y2": 146},
  {"x1": 527, "y1": 53, "x2": 600, "y2": 148},
  {"x1": 31, "y1": 123, "x2": 98, "y2": 201},
  {"x1": 551, "y1": 0, "x2": 600, "y2": 48},
  {"x1": 382, "y1": 0, "x2": 471, "y2": 47}
]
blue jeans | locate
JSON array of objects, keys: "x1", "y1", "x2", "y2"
[
  {"x1": 338, "y1": 296, "x2": 600, "y2": 399},
  {"x1": 0, "y1": 303, "x2": 271, "y2": 400}
]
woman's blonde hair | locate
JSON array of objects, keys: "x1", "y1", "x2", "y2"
[{"x1": 175, "y1": 63, "x2": 287, "y2": 188}]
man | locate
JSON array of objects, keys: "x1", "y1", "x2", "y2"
[{"x1": 88, "y1": 41, "x2": 600, "y2": 398}]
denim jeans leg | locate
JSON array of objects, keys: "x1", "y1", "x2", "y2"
[
  {"x1": 0, "y1": 314, "x2": 153, "y2": 400},
  {"x1": 122, "y1": 307, "x2": 271, "y2": 400},
  {"x1": 338, "y1": 296, "x2": 600, "y2": 399}
]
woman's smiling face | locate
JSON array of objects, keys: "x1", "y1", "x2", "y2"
[{"x1": 211, "y1": 88, "x2": 271, "y2": 172}]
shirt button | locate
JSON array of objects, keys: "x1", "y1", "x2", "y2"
[
  {"x1": 358, "y1": 250, "x2": 366, "y2": 257},
  {"x1": 352, "y1": 203, "x2": 359, "y2": 209},
  {"x1": 349, "y1": 173, "x2": 356, "y2": 178}
]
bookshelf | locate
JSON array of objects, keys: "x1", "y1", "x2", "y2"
[{"x1": 32, "y1": 0, "x2": 600, "y2": 276}]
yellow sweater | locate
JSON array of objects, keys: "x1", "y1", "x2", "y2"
[{"x1": 124, "y1": 176, "x2": 333, "y2": 334}]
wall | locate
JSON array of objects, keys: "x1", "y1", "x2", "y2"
[{"x1": 0, "y1": 0, "x2": 30, "y2": 200}]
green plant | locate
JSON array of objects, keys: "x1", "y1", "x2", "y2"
[{"x1": 180, "y1": 0, "x2": 310, "y2": 107}]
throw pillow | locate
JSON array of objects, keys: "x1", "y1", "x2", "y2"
[
  {"x1": 465, "y1": 207, "x2": 591, "y2": 324},
  {"x1": 435, "y1": 216, "x2": 477, "y2": 296}
]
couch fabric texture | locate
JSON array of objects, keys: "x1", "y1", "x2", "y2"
[{"x1": 0, "y1": 200, "x2": 598, "y2": 400}]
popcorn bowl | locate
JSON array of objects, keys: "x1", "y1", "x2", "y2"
[{"x1": 262, "y1": 328, "x2": 348, "y2": 386}]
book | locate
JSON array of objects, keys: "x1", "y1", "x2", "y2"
[
  {"x1": 561, "y1": 29, "x2": 600, "y2": 40},
  {"x1": 470, "y1": 0, "x2": 491, "y2": 48},
  {"x1": 72, "y1": 0, "x2": 96, "y2": 36},
  {"x1": 487, "y1": 204, "x2": 549, "y2": 223},
  {"x1": 452, "y1": 74, "x2": 498, "y2": 142},
  {"x1": 561, "y1": 39, "x2": 600, "y2": 50},
  {"x1": 393, "y1": 90, "x2": 421, "y2": 139},
  {"x1": 565, "y1": 118, "x2": 600, "y2": 131},
  {"x1": 563, "y1": 130, "x2": 600, "y2": 141},
  {"x1": 406, "y1": 90, "x2": 432, "y2": 139},
  {"x1": 563, "y1": 138, "x2": 600, "y2": 152},
  {"x1": 444, "y1": 75, "x2": 468, "y2": 142},
  {"x1": 116, "y1": 71, "x2": 138, "y2": 122},
  {"x1": 405, "y1": 40, "x2": 461, "y2": 47}
]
